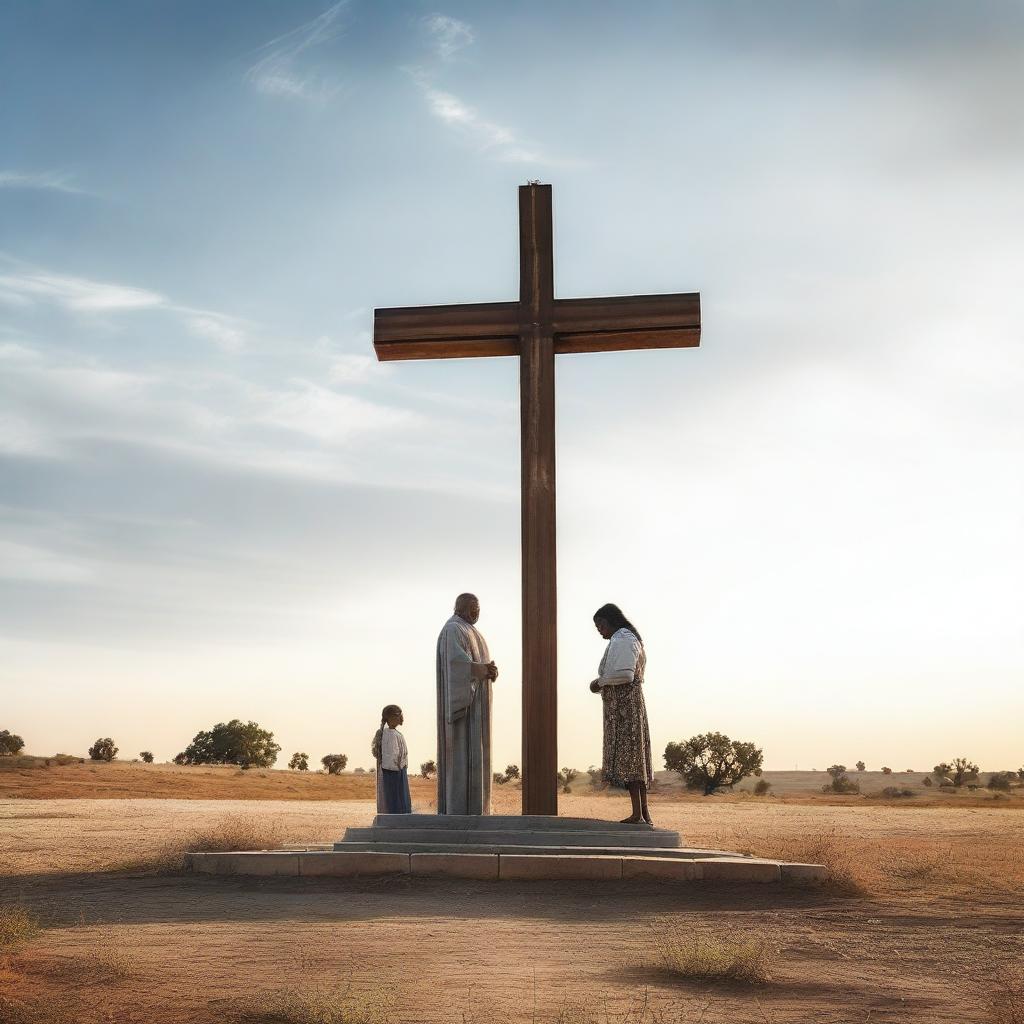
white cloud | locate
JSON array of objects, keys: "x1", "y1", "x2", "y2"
[
  {"x1": 0, "y1": 171, "x2": 92, "y2": 196},
  {"x1": 0, "y1": 261, "x2": 249, "y2": 350},
  {"x1": 0, "y1": 271, "x2": 164, "y2": 312},
  {"x1": 423, "y1": 14, "x2": 474, "y2": 60},
  {"x1": 0, "y1": 540, "x2": 94, "y2": 583},
  {"x1": 184, "y1": 314, "x2": 246, "y2": 353},
  {"x1": 245, "y1": 1, "x2": 349, "y2": 102},
  {"x1": 411, "y1": 74, "x2": 545, "y2": 163},
  {"x1": 328, "y1": 352, "x2": 384, "y2": 383}
]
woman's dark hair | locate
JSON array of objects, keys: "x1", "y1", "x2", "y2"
[{"x1": 593, "y1": 603, "x2": 642, "y2": 642}]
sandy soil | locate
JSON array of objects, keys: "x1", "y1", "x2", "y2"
[{"x1": 2, "y1": 792, "x2": 1022, "y2": 1024}]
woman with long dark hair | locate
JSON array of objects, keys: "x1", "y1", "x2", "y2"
[{"x1": 590, "y1": 603, "x2": 653, "y2": 824}]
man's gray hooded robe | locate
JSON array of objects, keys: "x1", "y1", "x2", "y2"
[{"x1": 435, "y1": 614, "x2": 493, "y2": 815}]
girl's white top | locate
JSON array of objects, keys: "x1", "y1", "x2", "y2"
[
  {"x1": 380, "y1": 727, "x2": 408, "y2": 771},
  {"x1": 597, "y1": 628, "x2": 645, "y2": 687}
]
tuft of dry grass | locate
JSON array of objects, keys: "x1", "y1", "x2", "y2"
[
  {"x1": 0, "y1": 905, "x2": 41, "y2": 948},
  {"x1": 655, "y1": 925, "x2": 778, "y2": 986},
  {"x1": 879, "y1": 846, "x2": 954, "y2": 884},
  {"x1": 749, "y1": 828, "x2": 867, "y2": 895},
  {"x1": 117, "y1": 813, "x2": 286, "y2": 873},
  {"x1": 232, "y1": 985, "x2": 392, "y2": 1024}
]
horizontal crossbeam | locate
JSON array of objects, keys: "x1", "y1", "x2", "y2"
[{"x1": 373, "y1": 292, "x2": 701, "y2": 362}]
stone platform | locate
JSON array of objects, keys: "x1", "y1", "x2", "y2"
[{"x1": 186, "y1": 814, "x2": 826, "y2": 883}]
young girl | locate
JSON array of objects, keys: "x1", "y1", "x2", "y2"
[{"x1": 371, "y1": 704, "x2": 412, "y2": 814}]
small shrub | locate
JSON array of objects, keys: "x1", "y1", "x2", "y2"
[
  {"x1": 922, "y1": 776, "x2": 933, "y2": 787},
  {"x1": 557, "y1": 767, "x2": 579, "y2": 793},
  {"x1": 321, "y1": 754, "x2": 348, "y2": 775},
  {"x1": 753, "y1": 778, "x2": 771, "y2": 796},
  {"x1": 0, "y1": 905, "x2": 41, "y2": 948},
  {"x1": 823, "y1": 765, "x2": 860, "y2": 794},
  {"x1": 288, "y1": 752, "x2": 309, "y2": 771},
  {"x1": 503, "y1": 764, "x2": 520, "y2": 781},
  {"x1": 936, "y1": 757, "x2": 979, "y2": 787},
  {"x1": 140, "y1": 751, "x2": 154, "y2": 763},
  {"x1": 881, "y1": 766, "x2": 892, "y2": 775},
  {"x1": 657, "y1": 926, "x2": 777, "y2": 985},
  {"x1": 879, "y1": 787, "x2": 915, "y2": 799},
  {"x1": 855, "y1": 760, "x2": 865, "y2": 772},
  {"x1": 88, "y1": 737, "x2": 117, "y2": 761},
  {"x1": 988, "y1": 772, "x2": 1015, "y2": 792},
  {"x1": 493, "y1": 772, "x2": 506, "y2": 785},
  {"x1": 586, "y1": 765, "x2": 603, "y2": 787}
]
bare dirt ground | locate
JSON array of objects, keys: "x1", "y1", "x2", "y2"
[
  {"x1": 2, "y1": 785, "x2": 1022, "y2": 1023},
  {"x1": 4, "y1": 757, "x2": 1017, "y2": 808}
]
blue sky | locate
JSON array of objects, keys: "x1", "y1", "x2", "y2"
[{"x1": 2, "y1": 1, "x2": 1022, "y2": 774}]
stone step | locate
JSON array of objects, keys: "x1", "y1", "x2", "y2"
[
  {"x1": 342, "y1": 826, "x2": 679, "y2": 848},
  {"x1": 332, "y1": 841, "x2": 736, "y2": 859},
  {"x1": 185, "y1": 848, "x2": 827, "y2": 884},
  {"x1": 372, "y1": 813, "x2": 676, "y2": 836}
]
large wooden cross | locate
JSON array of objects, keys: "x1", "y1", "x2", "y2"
[{"x1": 373, "y1": 184, "x2": 701, "y2": 815}]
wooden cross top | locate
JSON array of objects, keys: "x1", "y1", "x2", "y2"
[{"x1": 373, "y1": 184, "x2": 701, "y2": 815}]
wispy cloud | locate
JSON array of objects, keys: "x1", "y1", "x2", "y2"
[
  {"x1": 0, "y1": 270, "x2": 164, "y2": 312},
  {"x1": 0, "y1": 170, "x2": 93, "y2": 196},
  {"x1": 245, "y1": 1, "x2": 349, "y2": 102},
  {"x1": 0, "y1": 261, "x2": 249, "y2": 351},
  {"x1": 409, "y1": 71, "x2": 547, "y2": 164},
  {"x1": 423, "y1": 14, "x2": 474, "y2": 61},
  {"x1": 183, "y1": 313, "x2": 246, "y2": 353},
  {"x1": 0, "y1": 341, "x2": 420, "y2": 482},
  {"x1": 408, "y1": 17, "x2": 572, "y2": 165}
]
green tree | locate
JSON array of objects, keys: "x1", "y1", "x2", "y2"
[
  {"x1": 140, "y1": 751, "x2": 154, "y2": 764},
  {"x1": 321, "y1": 753, "x2": 348, "y2": 775},
  {"x1": 503, "y1": 764, "x2": 520, "y2": 781},
  {"x1": 173, "y1": 720, "x2": 280, "y2": 768},
  {"x1": 288, "y1": 752, "x2": 309, "y2": 771},
  {"x1": 824, "y1": 764, "x2": 859, "y2": 794},
  {"x1": 664, "y1": 732, "x2": 764, "y2": 795},
  {"x1": 0, "y1": 730, "x2": 25, "y2": 756},
  {"x1": 88, "y1": 737, "x2": 118, "y2": 762},
  {"x1": 420, "y1": 759, "x2": 436, "y2": 779}
]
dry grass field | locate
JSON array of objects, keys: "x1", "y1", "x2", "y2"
[{"x1": 1, "y1": 764, "x2": 1023, "y2": 1023}]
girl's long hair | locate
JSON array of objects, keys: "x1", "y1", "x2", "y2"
[
  {"x1": 371, "y1": 704, "x2": 403, "y2": 761},
  {"x1": 592, "y1": 603, "x2": 642, "y2": 643}
]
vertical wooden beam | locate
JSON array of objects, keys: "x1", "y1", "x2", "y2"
[{"x1": 518, "y1": 184, "x2": 558, "y2": 816}]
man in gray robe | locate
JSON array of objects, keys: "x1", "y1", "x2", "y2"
[{"x1": 436, "y1": 593, "x2": 498, "y2": 815}]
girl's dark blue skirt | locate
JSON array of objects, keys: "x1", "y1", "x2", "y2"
[{"x1": 381, "y1": 766, "x2": 412, "y2": 813}]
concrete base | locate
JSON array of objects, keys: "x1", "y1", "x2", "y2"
[
  {"x1": 185, "y1": 848, "x2": 825, "y2": 883},
  {"x1": 185, "y1": 813, "x2": 826, "y2": 883}
]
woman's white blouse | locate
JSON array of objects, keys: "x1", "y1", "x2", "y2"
[
  {"x1": 598, "y1": 628, "x2": 645, "y2": 687},
  {"x1": 380, "y1": 728, "x2": 408, "y2": 771}
]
